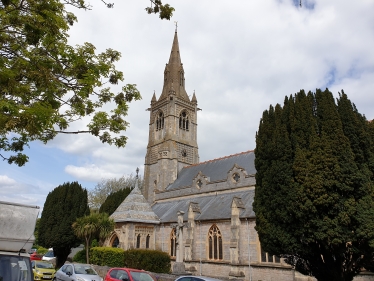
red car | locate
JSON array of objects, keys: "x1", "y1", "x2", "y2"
[
  {"x1": 104, "y1": 268, "x2": 156, "y2": 281},
  {"x1": 30, "y1": 252, "x2": 43, "y2": 261}
]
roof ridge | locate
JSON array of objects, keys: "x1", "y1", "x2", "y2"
[{"x1": 185, "y1": 150, "x2": 254, "y2": 168}]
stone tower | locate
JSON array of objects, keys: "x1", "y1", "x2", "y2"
[{"x1": 143, "y1": 31, "x2": 200, "y2": 203}]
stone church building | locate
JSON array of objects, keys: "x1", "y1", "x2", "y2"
[{"x1": 105, "y1": 32, "x2": 373, "y2": 281}]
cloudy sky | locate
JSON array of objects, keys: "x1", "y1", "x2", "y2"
[{"x1": 1, "y1": 0, "x2": 373, "y2": 209}]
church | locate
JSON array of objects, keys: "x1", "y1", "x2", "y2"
[{"x1": 105, "y1": 31, "x2": 373, "y2": 281}]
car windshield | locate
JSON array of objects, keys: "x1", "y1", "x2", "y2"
[
  {"x1": 73, "y1": 265, "x2": 97, "y2": 275},
  {"x1": 129, "y1": 271, "x2": 154, "y2": 281},
  {"x1": 0, "y1": 254, "x2": 33, "y2": 281},
  {"x1": 36, "y1": 262, "x2": 54, "y2": 269},
  {"x1": 44, "y1": 251, "x2": 54, "y2": 258}
]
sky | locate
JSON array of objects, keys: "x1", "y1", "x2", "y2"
[{"x1": 1, "y1": 0, "x2": 374, "y2": 210}]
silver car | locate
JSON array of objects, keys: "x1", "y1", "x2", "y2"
[
  {"x1": 54, "y1": 263, "x2": 103, "y2": 281},
  {"x1": 174, "y1": 276, "x2": 223, "y2": 281}
]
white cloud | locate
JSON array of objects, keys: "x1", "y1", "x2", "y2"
[{"x1": 1, "y1": 0, "x2": 374, "y2": 206}]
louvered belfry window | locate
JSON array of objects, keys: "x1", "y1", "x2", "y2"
[{"x1": 208, "y1": 224, "x2": 223, "y2": 260}]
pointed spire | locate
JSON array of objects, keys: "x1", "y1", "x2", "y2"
[
  {"x1": 151, "y1": 91, "x2": 157, "y2": 103},
  {"x1": 191, "y1": 90, "x2": 197, "y2": 103},
  {"x1": 159, "y1": 31, "x2": 190, "y2": 101},
  {"x1": 168, "y1": 31, "x2": 182, "y2": 66}
]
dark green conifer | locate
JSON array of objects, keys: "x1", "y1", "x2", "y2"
[
  {"x1": 38, "y1": 181, "x2": 89, "y2": 268},
  {"x1": 254, "y1": 89, "x2": 374, "y2": 281},
  {"x1": 99, "y1": 187, "x2": 132, "y2": 215}
]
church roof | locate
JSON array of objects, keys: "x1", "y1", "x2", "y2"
[
  {"x1": 110, "y1": 179, "x2": 160, "y2": 224},
  {"x1": 166, "y1": 150, "x2": 256, "y2": 190},
  {"x1": 152, "y1": 189, "x2": 255, "y2": 223}
]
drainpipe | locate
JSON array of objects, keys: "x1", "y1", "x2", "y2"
[{"x1": 246, "y1": 218, "x2": 252, "y2": 281}]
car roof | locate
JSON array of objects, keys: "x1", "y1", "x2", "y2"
[
  {"x1": 177, "y1": 276, "x2": 223, "y2": 281},
  {"x1": 109, "y1": 268, "x2": 145, "y2": 272}
]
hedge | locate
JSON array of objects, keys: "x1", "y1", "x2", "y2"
[
  {"x1": 90, "y1": 247, "x2": 125, "y2": 267},
  {"x1": 123, "y1": 249, "x2": 171, "y2": 273}
]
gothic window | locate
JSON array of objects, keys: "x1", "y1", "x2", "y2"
[
  {"x1": 179, "y1": 111, "x2": 189, "y2": 131},
  {"x1": 208, "y1": 224, "x2": 223, "y2": 260},
  {"x1": 170, "y1": 228, "x2": 177, "y2": 257},
  {"x1": 156, "y1": 111, "x2": 164, "y2": 131},
  {"x1": 261, "y1": 247, "x2": 281, "y2": 263},
  {"x1": 136, "y1": 234, "x2": 141, "y2": 248},
  {"x1": 111, "y1": 236, "x2": 119, "y2": 248},
  {"x1": 196, "y1": 179, "x2": 203, "y2": 189},
  {"x1": 146, "y1": 235, "x2": 150, "y2": 249}
]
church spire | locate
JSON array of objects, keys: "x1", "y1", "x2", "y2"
[{"x1": 159, "y1": 31, "x2": 189, "y2": 101}]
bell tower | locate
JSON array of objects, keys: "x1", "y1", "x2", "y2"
[{"x1": 143, "y1": 31, "x2": 200, "y2": 203}]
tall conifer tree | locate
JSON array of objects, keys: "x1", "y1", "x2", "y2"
[
  {"x1": 254, "y1": 89, "x2": 374, "y2": 281},
  {"x1": 39, "y1": 181, "x2": 89, "y2": 268}
]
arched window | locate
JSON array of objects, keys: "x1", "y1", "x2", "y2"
[
  {"x1": 170, "y1": 228, "x2": 176, "y2": 257},
  {"x1": 156, "y1": 111, "x2": 164, "y2": 131},
  {"x1": 179, "y1": 111, "x2": 189, "y2": 131},
  {"x1": 146, "y1": 235, "x2": 150, "y2": 249},
  {"x1": 208, "y1": 224, "x2": 223, "y2": 260},
  {"x1": 136, "y1": 234, "x2": 141, "y2": 248},
  {"x1": 111, "y1": 236, "x2": 119, "y2": 248}
]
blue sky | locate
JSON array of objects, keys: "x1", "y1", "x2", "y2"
[{"x1": 1, "y1": 0, "x2": 374, "y2": 210}]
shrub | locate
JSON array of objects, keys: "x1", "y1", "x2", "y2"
[
  {"x1": 72, "y1": 249, "x2": 87, "y2": 263},
  {"x1": 123, "y1": 249, "x2": 171, "y2": 273},
  {"x1": 90, "y1": 247, "x2": 124, "y2": 267},
  {"x1": 37, "y1": 246, "x2": 48, "y2": 255}
]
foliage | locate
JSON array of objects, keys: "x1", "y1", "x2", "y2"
[
  {"x1": 72, "y1": 212, "x2": 114, "y2": 264},
  {"x1": 0, "y1": 0, "x2": 142, "y2": 166},
  {"x1": 38, "y1": 181, "x2": 89, "y2": 268},
  {"x1": 72, "y1": 249, "x2": 87, "y2": 263},
  {"x1": 145, "y1": 0, "x2": 175, "y2": 20},
  {"x1": 123, "y1": 249, "x2": 171, "y2": 273},
  {"x1": 253, "y1": 89, "x2": 374, "y2": 281},
  {"x1": 36, "y1": 246, "x2": 48, "y2": 255},
  {"x1": 89, "y1": 174, "x2": 142, "y2": 209},
  {"x1": 90, "y1": 246, "x2": 124, "y2": 267},
  {"x1": 99, "y1": 187, "x2": 132, "y2": 215}
]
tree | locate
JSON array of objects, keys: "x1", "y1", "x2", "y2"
[
  {"x1": 38, "y1": 181, "x2": 89, "y2": 268},
  {"x1": 0, "y1": 0, "x2": 173, "y2": 166},
  {"x1": 253, "y1": 89, "x2": 374, "y2": 281},
  {"x1": 72, "y1": 212, "x2": 114, "y2": 264},
  {"x1": 99, "y1": 187, "x2": 132, "y2": 215},
  {"x1": 88, "y1": 174, "x2": 142, "y2": 209}
]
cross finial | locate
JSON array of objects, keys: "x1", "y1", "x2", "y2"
[{"x1": 174, "y1": 21, "x2": 178, "y2": 32}]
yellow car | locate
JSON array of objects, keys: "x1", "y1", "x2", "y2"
[{"x1": 31, "y1": 260, "x2": 56, "y2": 281}]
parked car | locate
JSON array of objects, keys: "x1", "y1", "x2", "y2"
[
  {"x1": 31, "y1": 260, "x2": 56, "y2": 281},
  {"x1": 55, "y1": 263, "x2": 102, "y2": 281},
  {"x1": 42, "y1": 248, "x2": 55, "y2": 261},
  {"x1": 30, "y1": 252, "x2": 43, "y2": 261},
  {"x1": 174, "y1": 276, "x2": 223, "y2": 281},
  {"x1": 104, "y1": 268, "x2": 156, "y2": 281}
]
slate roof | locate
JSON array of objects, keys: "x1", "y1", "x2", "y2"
[
  {"x1": 166, "y1": 150, "x2": 256, "y2": 190},
  {"x1": 152, "y1": 189, "x2": 255, "y2": 223},
  {"x1": 110, "y1": 179, "x2": 160, "y2": 224}
]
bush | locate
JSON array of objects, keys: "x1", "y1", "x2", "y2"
[
  {"x1": 123, "y1": 249, "x2": 171, "y2": 273},
  {"x1": 37, "y1": 246, "x2": 48, "y2": 255},
  {"x1": 90, "y1": 247, "x2": 124, "y2": 267},
  {"x1": 72, "y1": 249, "x2": 87, "y2": 263}
]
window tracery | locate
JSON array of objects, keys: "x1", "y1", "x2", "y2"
[
  {"x1": 156, "y1": 111, "x2": 164, "y2": 131},
  {"x1": 179, "y1": 111, "x2": 189, "y2": 131},
  {"x1": 208, "y1": 224, "x2": 223, "y2": 260}
]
